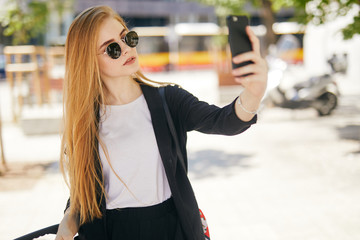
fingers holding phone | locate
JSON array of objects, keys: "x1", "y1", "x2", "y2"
[
  {"x1": 245, "y1": 26, "x2": 260, "y2": 55},
  {"x1": 227, "y1": 15, "x2": 268, "y2": 99},
  {"x1": 226, "y1": 15, "x2": 253, "y2": 70}
]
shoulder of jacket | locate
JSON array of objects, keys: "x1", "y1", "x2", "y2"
[{"x1": 164, "y1": 83, "x2": 181, "y2": 89}]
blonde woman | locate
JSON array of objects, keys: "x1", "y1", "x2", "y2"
[{"x1": 56, "y1": 5, "x2": 267, "y2": 240}]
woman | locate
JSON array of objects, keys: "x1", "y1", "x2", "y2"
[{"x1": 56, "y1": 5, "x2": 267, "y2": 240}]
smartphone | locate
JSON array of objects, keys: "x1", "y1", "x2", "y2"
[{"x1": 226, "y1": 15, "x2": 253, "y2": 71}]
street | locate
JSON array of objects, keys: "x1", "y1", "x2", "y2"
[
  {"x1": 189, "y1": 93, "x2": 360, "y2": 240},
  {"x1": 0, "y1": 70, "x2": 359, "y2": 239}
]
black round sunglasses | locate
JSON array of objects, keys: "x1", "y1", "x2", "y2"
[{"x1": 101, "y1": 31, "x2": 139, "y2": 59}]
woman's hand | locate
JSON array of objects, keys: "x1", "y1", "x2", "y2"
[
  {"x1": 55, "y1": 209, "x2": 79, "y2": 240},
  {"x1": 232, "y1": 26, "x2": 268, "y2": 121}
]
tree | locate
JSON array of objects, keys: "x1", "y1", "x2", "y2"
[
  {"x1": 191, "y1": 0, "x2": 360, "y2": 47},
  {"x1": 272, "y1": 0, "x2": 359, "y2": 40},
  {"x1": 0, "y1": 0, "x2": 49, "y2": 45},
  {"x1": 0, "y1": 0, "x2": 75, "y2": 45}
]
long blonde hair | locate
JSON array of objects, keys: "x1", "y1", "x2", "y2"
[{"x1": 60, "y1": 5, "x2": 161, "y2": 224}]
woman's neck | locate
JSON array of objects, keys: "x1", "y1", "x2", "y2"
[{"x1": 103, "y1": 76, "x2": 142, "y2": 105}]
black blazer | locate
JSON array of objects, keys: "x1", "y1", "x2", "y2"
[{"x1": 74, "y1": 83, "x2": 257, "y2": 240}]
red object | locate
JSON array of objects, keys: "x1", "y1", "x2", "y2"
[{"x1": 199, "y1": 209, "x2": 210, "y2": 239}]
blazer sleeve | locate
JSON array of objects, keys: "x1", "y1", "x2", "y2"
[{"x1": 164, "y1": 85, "x2": 257, "y2": 135}]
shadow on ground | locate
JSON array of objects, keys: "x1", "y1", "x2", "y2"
[
  {"x1": 336, "y1": 124, "x2": 360, "y2": 154},
  {"x1": 0, "y1": 161, "x2": 59, "y2": 191},
  {"x1": 337, "y1": 124, "x2": 360, "y2": 141},
  {"x1": 188, "y1": 149, "x2": 252, "y2": 179}
]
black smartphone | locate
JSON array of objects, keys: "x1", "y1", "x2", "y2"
[{"x1": 226, "y1": 15, "x2": 253, "y2": 71}]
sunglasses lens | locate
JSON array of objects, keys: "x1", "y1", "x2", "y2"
[
  {"x1": 106, "y1": 42, "x2": 121, "y2": 59},
  {"x1": 125, "y1": 31, "x2": 139, "y2": 48}
]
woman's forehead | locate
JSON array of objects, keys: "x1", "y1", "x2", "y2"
[
  {"x1": 98, "y1": 18, "x2": 125, "y2": 42},
  {"x1": 101, "y1": 18, "x2": 124, "y2": 34}
]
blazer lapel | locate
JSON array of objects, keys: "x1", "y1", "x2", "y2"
[
  {"x1": 142, "y1": 84, "x2": 203, "y2": 240},
  {"x1": 141, "y1": 84, "x2": 177, "y2": 175}
]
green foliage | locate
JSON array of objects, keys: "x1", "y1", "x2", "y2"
[
  {"x1": 0, "y1": 0, "x2": 49, "y2": 45},
  {"x1": 342, "y1": 13, "x2": 360, "y2": 40},
  {"x1": 273, "y1": 0, "x2": 358, "y2": 24},
  {"x1": 194, "y1": 0, "x2": 248, "y2": 16},
  {"x1": 191, "y1": 0, "x2": 359, "y2": 39},
  {"x1": 284, "y1": 0, "x2": 359, "y2": 40}
]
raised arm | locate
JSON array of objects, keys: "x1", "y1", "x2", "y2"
[{"x1": 232, "y1": 26, "x2": 268, "y2": 122}]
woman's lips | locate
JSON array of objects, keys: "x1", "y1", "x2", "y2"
[{"x1": 123, "y1": 57, "x2": 136, "y2": 65}]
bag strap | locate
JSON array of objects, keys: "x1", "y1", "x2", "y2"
[
  {"x1": 159, "y1": 87, "x2": 187, "y2": 172},
  {"x1": 159, "y1": 87, "x2": 211, "y2": 240}
]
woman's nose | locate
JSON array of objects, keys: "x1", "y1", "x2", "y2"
[{"x1": 119, "y1": 40, "x2": 131, "y2": 56}]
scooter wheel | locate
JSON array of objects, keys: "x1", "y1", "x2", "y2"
[{"x1": 316, "y1": 92, "x2": 338, "y2": 116}]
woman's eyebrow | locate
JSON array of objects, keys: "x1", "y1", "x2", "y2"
[{"x1": 99, "y1": 28, "x2": 126, "y2": 50}]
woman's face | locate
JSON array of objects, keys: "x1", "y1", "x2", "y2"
[{"x1": 97, "y1": 17, "x2": 140, "y2": 80}]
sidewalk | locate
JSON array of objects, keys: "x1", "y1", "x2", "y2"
[{"x1": 1, "y1": 69, "x2": 360, "y2": 239}]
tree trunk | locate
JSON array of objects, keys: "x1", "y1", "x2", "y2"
[{"x1": 261, "y1": 0, "x2": 276, "y2": 55}]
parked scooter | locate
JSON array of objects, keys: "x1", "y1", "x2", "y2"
[{"x1": 265, "y1": 54, "x2": 346, "y2": 116}]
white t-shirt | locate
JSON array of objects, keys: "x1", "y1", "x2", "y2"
[{"x1": 98, "y1": 94, "x2": 171, "y2": 209}]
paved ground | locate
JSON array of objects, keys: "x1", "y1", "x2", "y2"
[{"x1": 0, "y1": 69, "x2": 359, "y2": 239}]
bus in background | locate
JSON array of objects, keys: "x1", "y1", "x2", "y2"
[
  {"x1": 133, "y1": 23, "x2": 221, "y2": 72},
  {"x1": 133, "y1": 22, "x2": 304, "y2": 73}
]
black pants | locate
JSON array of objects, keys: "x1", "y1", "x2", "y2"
[{"x1": 78, "y1": 197, "x2": 184, "y2": 240}]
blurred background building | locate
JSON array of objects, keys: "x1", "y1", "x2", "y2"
[{"x1": 0, "y1": 0, "x2": 359, "y2": 122}]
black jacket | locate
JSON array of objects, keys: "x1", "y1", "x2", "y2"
[{"x1": 70, "y1": 83, "x2": 257, "y2": 240}]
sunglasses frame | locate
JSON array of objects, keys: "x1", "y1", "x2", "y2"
[{"x1": 101, "y1": 31, "x2": 139, "y2": 59}]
